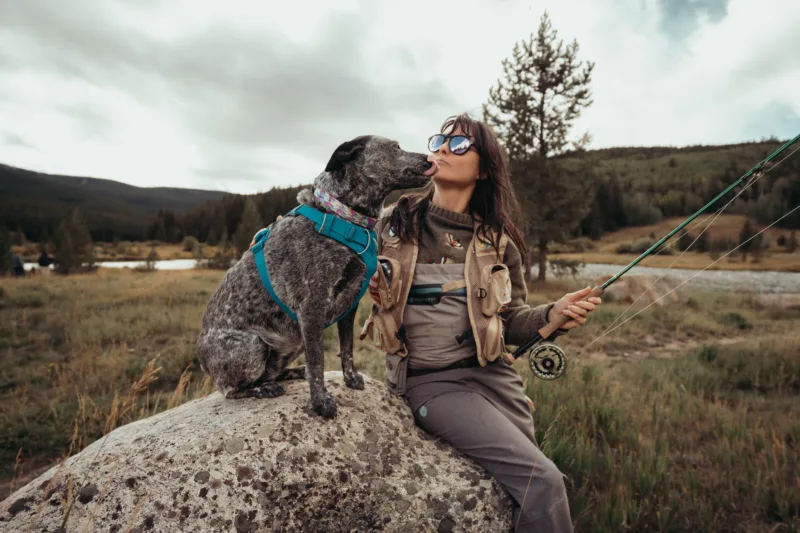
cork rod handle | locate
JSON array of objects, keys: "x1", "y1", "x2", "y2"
[{"x1": 537, "y1": 285, "x2": 605, "y2": 340}]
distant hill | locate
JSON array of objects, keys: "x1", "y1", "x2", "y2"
[
  {"x1": 3, "y1": 138, "x2": 797, "y2": 244},
  {"x1": 0, "y1": 163, "x2": 227, "y2": 241},
  {"x1": 554, "y1": 139, "x2": 800, "y2": 236}
]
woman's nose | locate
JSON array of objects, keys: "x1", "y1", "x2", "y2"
[{"x1": 437, "y1": 140, "x2": 450, "y2": 155}]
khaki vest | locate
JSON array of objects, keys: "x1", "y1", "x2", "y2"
[{"x1": 359, "y1": 216, "x2": 515, "y2": 394}]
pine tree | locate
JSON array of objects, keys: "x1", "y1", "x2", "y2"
[
  {"x1": 207, "y1": 227, "x2": 219, "y2": 247},
  {"x1": 208, "y1": 210, "x2": 226, "y2": 247},
  {"x1": 788, "y1": 231, "x2": 798, "y2": 253},
  {"x1": 233, "y1": 197, "x2": 263, "y2": 257},
  {"x1": 0, "y1": 226, "x2": 11, "y2": 275},
  {"x1": 696, "y1": 231, "x2": 709, "y2": 253},
  {"x1": 677, "y1": 230, "x2": 694, "y2": 252},
  {"x1": 483, "y1": 10, "x2": 595, "y2": 281},
  {"x1": 53, "y1": 220, "x2": 76, "y2": 274},
  {"x1": 12, "y1": 225, "x2": 26, "y2": 246},
  {"x1": 739, "y1": 219, "x2": 755, "y2": 262},
  {"x1": 751, "y1": 233, "x2": 765, "y2": 262},
  {"x1": 53, "y1": 208, "x2": 94, "y2": 274}
]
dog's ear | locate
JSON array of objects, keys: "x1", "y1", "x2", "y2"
[{"x1": 324, "y1": 136, "x2": 370, "y2": 173}]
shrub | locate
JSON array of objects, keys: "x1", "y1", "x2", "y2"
[{"x1": 182, "y1": 236, "x2": 199, "y2": 252}]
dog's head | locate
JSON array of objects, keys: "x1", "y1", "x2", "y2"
[{"x1": 314, "y1": 135, "x2": 435, "y2": 217}]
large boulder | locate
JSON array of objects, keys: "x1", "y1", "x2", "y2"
[{"x1": 1, "y1": 372, "x2": 513, "y2": 532}]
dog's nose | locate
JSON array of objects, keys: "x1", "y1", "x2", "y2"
[{"x1": 423, "y1": 159, "x2": 439, "y2": 176}]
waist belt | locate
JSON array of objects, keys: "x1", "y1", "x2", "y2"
[
  {"x1": 407, "y1": 354, "x2": 502, "y2": 378},
  {"x1": 250, "y1": 204, "x2": 378, "y2": 327}
]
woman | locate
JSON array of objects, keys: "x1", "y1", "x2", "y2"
[
  {"x1": 362, "y1": 113, "x2": 601, "y2": 533},
  {"x1": 253, "y1": 113, "x2": 601, "y2": 532}
]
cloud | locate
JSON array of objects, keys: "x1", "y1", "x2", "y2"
[
  {"x1": 0, "y1": 0, "x2": 457, "y2": 190},
  {"x1": 0, "y1": 132, "x2": 33, "y2": 149},
  {"x1": 0, "y1": 0, "x2": 797, "y2": 193},
  {"x1": 656, "y1": 0, "x2": 729, "y2": 42}
]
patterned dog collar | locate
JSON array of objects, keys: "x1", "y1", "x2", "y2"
[{"x1": 313, "y1": 188, "x2": 377, "y2": 230}]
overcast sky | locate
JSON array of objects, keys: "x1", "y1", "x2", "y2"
[{"x1": 1, "y1": 0, "x2": 798, "y2": 194}]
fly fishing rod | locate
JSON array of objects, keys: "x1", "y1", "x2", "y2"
[{"x1": 515, "y1": 132, "x2": 800, "y2": 380}]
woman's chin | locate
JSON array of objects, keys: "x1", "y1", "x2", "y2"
[{"x1": 432, "y1": 173, "x2": 476, "y2": 189}]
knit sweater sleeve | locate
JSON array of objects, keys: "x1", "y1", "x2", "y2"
[{"x1": 500, "y1": 237, "x2": 568, "y2": 346}]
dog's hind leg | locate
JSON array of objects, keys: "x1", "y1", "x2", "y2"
[
  {"x1": 336, "y1": 308, "x2": 364, "y2": 390},
  {"x1": 197, "y1": 328, "x2": 274, "y2": 399},
  {"x1": 230, "y1": 341, "x2": 303, "y2": 398}
]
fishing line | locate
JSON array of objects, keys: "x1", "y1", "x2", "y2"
[{"x1": 589, "y1": 142, "x2": 800, "y2": 342}]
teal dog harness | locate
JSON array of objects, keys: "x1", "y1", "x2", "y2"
[{"x1": 250, "y1": 204, "x2": 378, "y2": 327}]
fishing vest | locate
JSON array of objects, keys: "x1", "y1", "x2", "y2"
[{"x1": 359, "y1": 214, "x2": 514, "y2": 393}]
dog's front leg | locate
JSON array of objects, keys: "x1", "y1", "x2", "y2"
[
  {"x1": 298, "y1": 312, "x2": 337, "y2": 419},
  {"x1": 337, "y1": 308, "x2": 364, "y2": 390}
]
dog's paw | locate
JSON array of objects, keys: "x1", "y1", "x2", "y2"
[
  {"x1": 313, "y1": 394, "x2": 337, "y2": 419},
  {"x1": 344, "y1": 372, "x2": 364, "y2": 390},
  {"x1": 278, "y1": 366, "x2": 306, "y2": 381},
  {"x1": 249, "y1": 382, "x2": 286, "y2": 399}
]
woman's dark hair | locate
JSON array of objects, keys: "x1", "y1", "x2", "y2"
[{"x1": 386, "y1": 113, "x2": 528, "y2": 267}]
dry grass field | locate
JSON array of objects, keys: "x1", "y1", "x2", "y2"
[{"x1": 1, "y1": 268, "x2": 798, "y2": 532}]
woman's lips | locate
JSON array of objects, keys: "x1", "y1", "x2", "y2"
[{"x1": 423, "y1": 160, "x2": 439, "y2": 176}]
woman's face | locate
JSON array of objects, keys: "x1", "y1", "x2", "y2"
[{"x1": 427, "y1": 126, "x2": 481, "y2": 188}]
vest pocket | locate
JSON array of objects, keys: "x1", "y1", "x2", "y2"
[
  {"x1": 385, "y1": 353, "x2": 408, "y2": 395},
  {"x1": 369, "y1": 256, "x2": 403, "y2": 311},
  {"x1": 359, "y1": 312, "x2": 405, "y2": 355},
  {"x1": 482, "y1": 316, "x2": 507, "y2": 362},
  {"x1": 478, "y1": 264, "x2": 513, "y2": 317}
]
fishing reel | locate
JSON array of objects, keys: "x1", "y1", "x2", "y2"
[{"x1": 528, "y1": 343, "x2": 567, "y2": 380}]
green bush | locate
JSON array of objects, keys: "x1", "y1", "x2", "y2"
[{"x1": 182, "y1": 236, "x2": 199, "y2": 252}]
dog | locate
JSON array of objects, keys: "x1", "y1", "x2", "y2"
[{"x1": 196, "y1": 135, "x2": 435, "y2": 418}]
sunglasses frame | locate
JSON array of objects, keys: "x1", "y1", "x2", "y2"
[{"x1": 428, "y1": 134, "x2": 477, "y2": 156}]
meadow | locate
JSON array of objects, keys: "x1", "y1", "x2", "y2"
[{"x1": 0, "y1": 267, "x2": 798, "y2": 532}]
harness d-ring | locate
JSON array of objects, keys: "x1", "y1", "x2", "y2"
[{"x1": 356, "y1": 233, "x2": 373, "y2": 256}]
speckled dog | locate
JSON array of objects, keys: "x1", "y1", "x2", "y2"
[{"x1": 197, "y1": 136, "x2": 434, "y2": 418}]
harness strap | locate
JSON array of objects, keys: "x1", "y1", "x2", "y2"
[{"x1": 251, "y1": 204, "x2": 378, "y2": 327}]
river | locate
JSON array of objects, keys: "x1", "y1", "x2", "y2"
[
  {"x1": 560, "y1": 262, "x2": 800, "y2": 294},
  {"x1": 24, "y1": 258, "x2": 800, "y2": 293}
]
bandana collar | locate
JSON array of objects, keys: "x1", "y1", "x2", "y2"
[{"x1": 313, "y1": 188, "x2": 377, "y2": 230}]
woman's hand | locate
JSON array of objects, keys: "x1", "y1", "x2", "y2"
[
  {"x1": 547, "y1": 286, "x2": 602, "y2": 330},
  {"x1": 249, "y1": 216, "x2": 283, "y2": 250}
]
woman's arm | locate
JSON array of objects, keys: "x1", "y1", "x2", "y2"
[{"x1": 500, "y1": 239, "x2": 568, "y2": 347}]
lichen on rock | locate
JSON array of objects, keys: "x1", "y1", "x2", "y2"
[{"x1": 1, "y1": 372, "x2": 513, "y2": 532}]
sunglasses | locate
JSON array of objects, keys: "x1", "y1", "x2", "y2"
[{"x1": 428, "y1": 134, "x2": 476, "y2": 155}]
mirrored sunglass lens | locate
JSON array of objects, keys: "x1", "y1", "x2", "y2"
[
  {"x1": 450, "y1": 136, "x2": 471, "y2": 154},
  {"x1": 429, "y1": 135, "x2": 445, "y2": 151}
]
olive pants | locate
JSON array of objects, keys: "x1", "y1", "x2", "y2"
[{"x1": 405, "y1": 363, "x2": 573, "y2": 533}]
